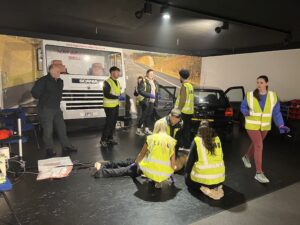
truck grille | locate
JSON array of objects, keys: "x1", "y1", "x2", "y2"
[{"x1": 62, "y1": 90, "x2": 103, "y2": 110}]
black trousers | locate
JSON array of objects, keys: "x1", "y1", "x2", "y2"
[
  {"x1": 174, "y1": 130, "x2": 183, "y2": 157},
  {"x1": 181, "y1": 113, "x2": 193, "y2": 148},
  {"x1": 137, "y1": 101, "x2": 154, "y2": 128},
  {"x1": 38, "y1": 108, "x2": 71, "y2": 150},
  {"x1": 94, "y1": 159, "x2": 142, "y2": 178},
  {"x1": 102, "y1": 106, "x2": 119, "y2": 141}
]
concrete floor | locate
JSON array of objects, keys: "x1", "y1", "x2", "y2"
[
  {"x1": 0, "y1": 124, "x2": 300, "y2": 225},
  {"x1": 192, "y1": 182, "x2": 300, "y2": 225}
]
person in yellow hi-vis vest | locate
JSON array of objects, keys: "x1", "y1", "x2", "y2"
[
  {"x1": 175, "y1": 69, "x2": 194, "y2": 150},
  {"x1": 94, "y1": 119, "x2": 177, "y2": 189},
  {"x1": 241, "y1": 75, "x2": 290, "y2": 183},
  {"x1": 100, "y1": 66, "x2": 125, "y2": 148},
  {"x1": 185, "y1": 120, "x2": 225, "y2": 200}
]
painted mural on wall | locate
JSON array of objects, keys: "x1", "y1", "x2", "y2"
[
  {"x1": 0, "y1": 34, "x2": 201, "y2": 109},
  {"x1": 0, "y1": 35, "x2": 42, "y2": 108},
  {"x1": 123, "y1": 49, "x2": 201, "y2": 99}
]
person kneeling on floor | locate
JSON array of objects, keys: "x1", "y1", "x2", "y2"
[
  {"x1": 94, "y1": 119, "x2": 177, "y2": 188},
  {"x1": 157, "y1": 108, "x2": 187, "y2": 171},
  {"x1": 185, "y1": 120, "x2": 225, "y2": 200}
]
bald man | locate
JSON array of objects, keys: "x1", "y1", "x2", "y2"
[{"x1": 31, "y1": 64, "x2": 77, "y2": 158}]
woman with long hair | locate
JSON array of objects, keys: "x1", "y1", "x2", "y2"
[
  {"x1": 94, "y1": 119, "x2": 177, "y2": 188},
  {"x1": 185, "y1": 120, "x2": 225, "y2": 200},
  {"x1": 240, "y1": 75, "x2": 290, "y2": 183}
]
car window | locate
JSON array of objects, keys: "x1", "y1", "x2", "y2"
[
  {"x1": 159, "y1": 87, "x2": 174, "y2": 100},
  {"x1": 225, "y1": 88, "x2": 244, "y2": 102},
  {"x1": 194, "y1": 90, "x2": 227, "y2": 106}
]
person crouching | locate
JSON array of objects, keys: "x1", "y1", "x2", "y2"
[
  {"x1": 185, "y1": 120, "x2": 225, "y2": 200},
  {"x1": 94, "y1": 119, "x2": 177, "y2": 188}
]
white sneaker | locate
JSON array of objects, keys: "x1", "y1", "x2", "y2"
[
  {"x1": 242, "y1": 156, "x2": 251, "y2": 168},
  {"x1": 144, "y1": 128, "x2": 153, "y2": 135},
  {"x1": 255, "y1": 173, "x2": 270, "y2": 183},
  {"x1": 136, "y1": 128, "x2": 145, "y2": 136}
]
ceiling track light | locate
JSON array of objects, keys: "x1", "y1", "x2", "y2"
[
  {"x1": 135, "y1": 1, "x2": 152, "y2": 19},
  {"x1": 215, "y1": 21, "x2": 229, "y2": 34},
  {"x1": 135, "y1": 10, "x2": 143, "y2": 19},
  {"x1": 160, "y1": 5, "x2": 171, "y2": 19}
]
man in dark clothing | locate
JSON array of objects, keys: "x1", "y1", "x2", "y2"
[
  {"x1": 157, "y1": 109, "x2": 183, "y2": 155},
  {"x1": 136, "y1": 69, "x2": 159, "y2": 136},
  {"x1": 100, "y1": 66, "x2": 124, "y2": 148},
  {"x1": 31, "y1": 64, "x2": 77, "y2": 157},
  {"x1": 175, "y1": 69, "x2": 194, "y2": 150}
]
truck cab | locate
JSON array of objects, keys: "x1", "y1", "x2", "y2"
[{"x1": 41, "y1": 40, "x2": 126, "y2": 120}]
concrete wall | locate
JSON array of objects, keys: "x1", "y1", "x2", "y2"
[{"x1": 201, "y1": 49, "x2": 300, "y2": 101}]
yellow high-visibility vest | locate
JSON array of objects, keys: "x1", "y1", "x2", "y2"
[
  {"x1": 175, "y1": 82, "x2": 194, "y2": 115},
  {"x1": 103, "y1": 77, "x2": 121, "y2": 108},
  {"x1": 245, "y1": 91, "x2": 277, "y2": 131},
  {"x1": 191, "y1": 136, "x2": 225, "y2": 185},
  {"x1": 139, "y1": 133, "x2": 176, "y2": 183},
  {"x1": 157, "y1": 117, "x2": 181, "y2": 138}
]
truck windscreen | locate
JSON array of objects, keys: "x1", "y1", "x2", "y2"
[{"x1": 45, "y1": 45, "x2": 123, "y2": 76}]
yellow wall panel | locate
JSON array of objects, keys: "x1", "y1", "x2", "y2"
[{"x1": 0, "y1": 35, "x2": 41, "y2": 89}]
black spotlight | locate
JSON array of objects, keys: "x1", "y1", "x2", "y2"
[
  {"x1": 143, "y1": 1, "x2": 152, "y2": 15},
  {"x1": 215, "y1": 27, "x2": 222, "y2": 33},
  {"x1": 135, "y1": 10, "x2": 143, "y2": 19},
  {"x1": 215, "y1": 21, "x2": 229, "y2": 34}
]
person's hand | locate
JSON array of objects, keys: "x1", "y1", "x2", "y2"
[
  {"x1": 157, "y1": 93, "x2": 161, "y2": 99},
  {"x1": 279, "y1": 125, "x2": 290, "y2": 134},
  {"x1": 118, "y1": 95, "x2": 126, "y2": 101},
  {"x1": 243, "y1": 111, "x2": 250, "y2": 117},
  {"x1": 149, "y1": 94, "x2": 156, "y2": 99}
]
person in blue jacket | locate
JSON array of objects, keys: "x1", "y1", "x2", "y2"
[{"x1": 240, "y1": 75, "x2": 290, "y2": 183}]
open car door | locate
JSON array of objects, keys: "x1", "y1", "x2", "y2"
[
  {"x1": 224, "y1": 86, "x2": 245, "y2": 122},
  {"x1": 154, "y1": 85, "x2": 176, "y2": 119}
]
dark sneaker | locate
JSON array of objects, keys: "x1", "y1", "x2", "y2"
[
  {"x1": 107, "y1": 139, "x2": 118, "y2": 145},
  {"x1": 93, "y1": 169, "x2": 104, "y2": 178},
  {"x1": 46, "y1": 149, "x2": 57, "y2": 158},
  {"x1": 63, "y1": 146, "x2": 78, "y2": 153}
]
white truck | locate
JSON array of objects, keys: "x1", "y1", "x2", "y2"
[{"x1": 41, "y1": 40, "x2": 126, "y2": 120}]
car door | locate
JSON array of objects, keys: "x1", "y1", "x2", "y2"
[
  {"x1": 224, "y1": 86, "x2": 245, "y2": 122},
  {"x1": 154, "y1": 85, "x2": 176, "y2": 119}
]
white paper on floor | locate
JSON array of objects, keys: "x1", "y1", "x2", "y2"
[{"x1": 37, "y1": 157, "x2": 73, "y2": 180}]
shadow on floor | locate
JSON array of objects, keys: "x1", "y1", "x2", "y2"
[
  {"x1": 132, "y1": 178, "x2": 182, "y2": 202},
  {"x1": 188, "y1": 185, "x2": 247, "y2": 211}
]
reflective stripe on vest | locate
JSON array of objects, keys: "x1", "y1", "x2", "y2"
[
  {"x1": 190, "y1": 136, "x2": 225, "y2": 185},
  {"x1": 103, "y1": 78, "x2": 121, "y2": 108},
  {"x1": 245, "y1": 91, "x2": 277, "y2": 131},
  {"x1": 139, "y1": 133, "x2": 176, "y2": 183},
  {"x1": 175, "y1": 82, "x2": 194, "y2": 115}
]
